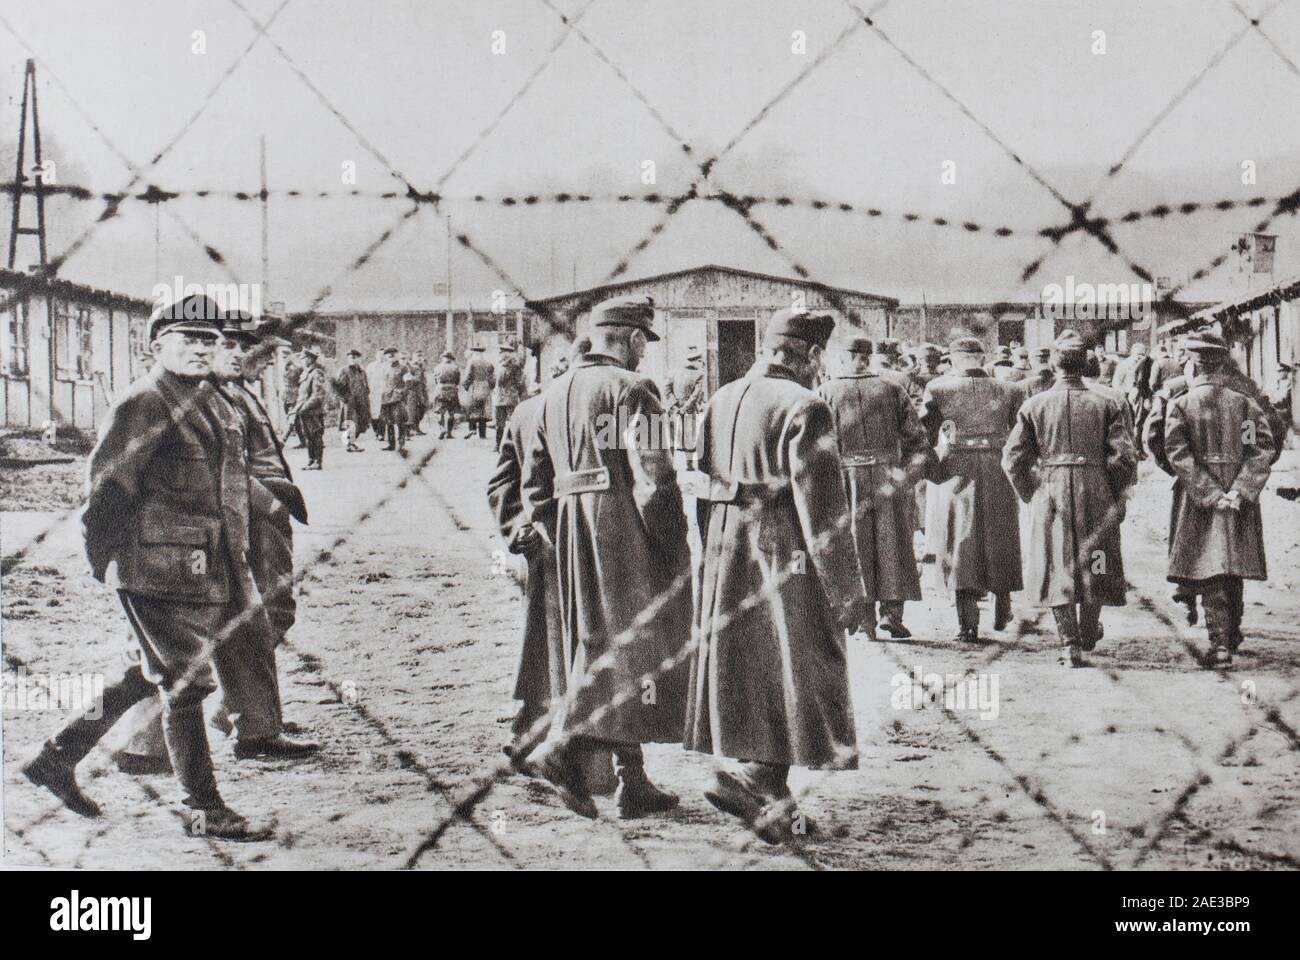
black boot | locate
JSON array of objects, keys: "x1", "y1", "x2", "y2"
[
  {"x1": 22, "y1": 744, "x2": 102, "y2": 818},
  {"x1": 615, "y1": 762, "x2": 679, "y2": 819}
]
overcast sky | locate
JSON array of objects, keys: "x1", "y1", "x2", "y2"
[{"x1": 4, "y1": 0, "x2": 1300, "y2": 309}]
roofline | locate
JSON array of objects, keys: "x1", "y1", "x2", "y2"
[
  {"x1": 527, "y1": 263, "x2": 898, "y2": 310},
  {"x1": 1160, "y1": 274, "x2": 1300, "y2": 335},
  {"x1": 0, "y1": 268, "x2": 154, "y2": 313}
]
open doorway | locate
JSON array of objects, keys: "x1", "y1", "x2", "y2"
[{"x1": 717, "y1": 318, "x2": 756, "y2": 388}]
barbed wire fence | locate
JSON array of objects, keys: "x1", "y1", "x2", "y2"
[{"x1": 3, "y1": 0, "x2": 1300, "y2": 870}]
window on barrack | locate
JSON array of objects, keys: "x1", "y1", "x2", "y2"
[
  {"x1": 54, "y1": 302, "x2": 94, "y2": 381},
  {"x1": 2, "y1": 299, "x2": 30, "y2": 377}
]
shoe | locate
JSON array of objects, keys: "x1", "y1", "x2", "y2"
[
  {"x1": 346, "y1": 444, "x2": 363, "y2": 452},
  {"x1": 23, "y1": 746, "x2": 102, "y2": 818},
  {"x1": 615, "y1": 766, "x2": 680, "y2": 819},
  {"x1": 189, "y1": 805, "x2": 275, "y2": 842},
  {"x1": 879, "y1": 618, "x2": 912, "y2": 639},
  {"x1": 955, "y1": 629, "x2": 981, "y2": 644},
  {"x1": 704, "y1": 770, "x2": 766, "y2": 830},
  {"x1": 993, "y1": 601, "x2": 1012, "y2": 632},
  {"x1": 537, "y1": 749, "x2": 598, "y2": 819},
  {"x1": 114, "y1": 751, "x2": 173, "y2": 776},
  {"x1": 1060, "y1": 644, "x2": 1086, "y2": 667},
  {"x1": 382, "y1": 444, "x2": 396, "y2": 451},
  {"x1": 233, "y1": 734, "x2": 321, "y2": 760},
  {"x1": 1079, "y1": 624, "x2": 1104, "y2": 652},
  {"x1": 755, "y1": 797, "x2": 820, "y2": 843},
  {"x1": 1208, "y1": 645, "x2": 1233, "y2": 668}
]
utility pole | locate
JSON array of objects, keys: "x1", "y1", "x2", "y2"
[
  {"x1": 8, "y1": 59, "x2": 48, "y2": 270},
  {"x1": 445, "y1": 214, "x2": 454, "y2": 352},
  {"x1": 260, "y1": 135, "x2": 269, "y2": 300}
]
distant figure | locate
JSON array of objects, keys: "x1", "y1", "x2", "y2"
[
  {"x1": 432, "y1": 351, "x2": 461, "y2": 439},
  {"x1": 664, "y1": 347, "x2": 705, "y2": 456},
  {"x1": 332, "y1": 349, "x2": 371, "y2": 452},
  {"x1": 290, "y1": 347, "x2": 327, "y2": 470},
  {"x1": 462, "y1": 343, "x2": 496, "y2": 439},
  {"x1": 365, "y1": 348, "x2": 388, "y2": 440},
  {"x1": 405, "y1": 351, "x2": 430, "y2": 436},
  {"x1": 379, "y1": 347, "x2": 409, "y2": 452},
  {"x1": 493, "y1": 345, "x2": 527, "y2": 450},
  {"x1": 282, "y1": 353, "x2": 305, "y2": 448}
]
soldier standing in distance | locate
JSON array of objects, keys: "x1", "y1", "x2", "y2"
[
  {"x1": 520, "y1": 296, "x2": 690, "y2": 820},
  {"x1": 432, "y1": 350, "x2": 462, "y2": 439},
  {"x1": 462, "y1": 342, "x2": 497, "y2": 439},
  {"x1": 493, "y1": 342, "x2": 527, "y2": 450},
  {"x1": 290, "y1": 346, "x2": 327, "y2": 469},
  {"x1": 1019, "y1": 346, "x2": 1055, "y2": 399},
  {"x1": 332, "y1": 348, "x2": 371, "y2": 452},
  {"x1": 365, "y1": 347, "x2": 388, "y2": 440},
  {"x1": 687, "y1": 310, "x2": 867, "y2": 843},
  {"x1": 1003, "y1": 330, "x2": 1138, "y2": 667},
  {"x1": 22, "y1": 296, "x2": 274, "y2": 840},
  {"x1": 919, "y1": 337, "x2": 1025, "y2": 642},
  {"x1": 405, "y1": 351, "x2": 430, "y2": 435},
  {"x1": 817, "y1": 334, "x2": 931, "y2": 640},
  {"x1": 378, "y1": 347, "x2": 409, "y2": 451},
  {"x1": 1162, "y1": 333, "x2": 1275, "y2": 666}
]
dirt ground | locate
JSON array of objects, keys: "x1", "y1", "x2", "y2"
[{"x1": 3, "y1": 424, "x2": 1300, "y2": 871}]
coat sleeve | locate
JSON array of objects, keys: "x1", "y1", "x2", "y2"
[
  {"x1": 1104, "y1": 396, "x2": 1139, "y2": 500},
  {"x1": 1231, "y1": 395, "x2": 1275, "y2": 503},
  {"x1": 520, "y1": 399, "x2": 556, "y2": 545},
  {"x1": 486, "y1": 414, "x2": 526, "y2": 551},
  {"x1": 896, "y1": 383, "x2": 933, "y2": 481},
  {"x1": 787, "y1": 397, "x2": 867, "y2": 632},
  {"x1": 1001, "y1": 406, "x2": 1039, "y2": 504},
  {"x1": 916, "y1": 383, "x2": 944, "y2": 481},
  {"x1": 624, "y1": 377, "x2": 688, "y2": 560},
  {"x1": 82, "y1": 389, "x2": 169, "y2": 580},
  {"x1": 1164, "y1": 399, "x2": 1229, "y2": 509}
]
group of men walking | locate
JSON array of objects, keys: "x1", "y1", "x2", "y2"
[
  {"x1": 488, "y1": 295, "x2": 1282, "y2": 840},
  {"x1": 429, "y1": 341, "x2": 530, "y2": 446},
  {"x1": 23, "y1": 295, "x2": 319, "y2": 840}
]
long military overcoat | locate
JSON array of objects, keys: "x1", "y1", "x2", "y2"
[
  {"x1": 1002, "y1": 378, "x2": 1137, "y2": 607},
  {"x1": 816, "y1": 373, "x2": 930, "y2": 604},
  {"x1": 1163, "y1": 373, "x2": 1274, "y2": 582},
  {"x1": 520, "y1": 354, "x2": 691, "y2": 745},
  {"x1": 685, "y1": 360, "x2": 865, "y2": 769},
  {"x1": 918, "y1": 369, "x2": 1024, "y2": 595},
  {"x1": 487, "y1": 392, "x2": 565, "y2": 732}
]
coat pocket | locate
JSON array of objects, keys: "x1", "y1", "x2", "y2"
[{"x1": 135, "y1": 520, "x2": 223, "y2": 602}]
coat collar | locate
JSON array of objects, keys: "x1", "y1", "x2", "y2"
[
  {"x1": 750, "y1": 359, "x2": 805, "y2": 385},
  {"x1": 951, "y1": 367, "x2": 990, "y2": 378},
  {"x1": 1051, "y1": 376, "x2": 1088, "y2": 391},
  {"x1": 577, "y1": 353, "x2": 628, "y2": 370}
]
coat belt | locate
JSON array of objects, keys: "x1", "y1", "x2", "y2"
[
  {"x1": 679, "y1": 470, "x2": 785, "y2": 504},
  {"x1": 841, "y1": 451, "x2": 899, "y2": 468},
  {"x1": 553, "y1": 466, "x2": 611, "y2": 498},
  {"x1": 1201, "y1": 455, "x2": 1243, "y2": 465},
  {"x1": 1040, "y1": 454, "x2": 1101, "y2": 467},
  {"x1": 949, "y1": 434, "x2": 1006, "y2": 449}
]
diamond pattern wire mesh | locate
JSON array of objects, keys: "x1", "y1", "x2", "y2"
[{"x1": 2, "y1": 0, "x2": 1299, "y2": 869}]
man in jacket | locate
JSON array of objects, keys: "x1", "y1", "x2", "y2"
[
  {"x1": 432, "y1": 351, "x2": 461, "y2": 439},
  {"x1": 1003, "y1": 330, "x2": 1138, "y2": 666},
  {"x1": 494, "y1": 344, "x2": 527, "y2": 450},
  {"x1": 1162, "y1": 333, "x2": 1275, "y2": 666},
  {"x1": 405, "y1": 351, "x2": 430, "y2": 435},
  {"x1": 462, "y1": 343, "x2": 496, "y2": 439},
  {"x1": 817, "y1": 334, "x2": 931, "y2": 639},
  {"x1": 290, "y1": 346, "x2": 327, "y2": 469},
  {"x1": 520, "y1": 295, "x2": 690, "y2": 821},
  {"x1": 22, "y1": 296, "x2": 274, "y2": 840},
  {"x1": 687, "y1": 309, "x2": 867, "y2": 843},
  {"x1": 378, "y1": 348, "x2": 409, "y2": 452},
  {"x1": 332, "y1": 349, "x2": 371, "y2": 452},
  {"x1": 919, "y1": 337, "x2": 1025, "y2": 642}
]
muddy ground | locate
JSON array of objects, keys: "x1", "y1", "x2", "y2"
[{"x1": 3, "y1": 426, "x2": 1299, "y2": 871}]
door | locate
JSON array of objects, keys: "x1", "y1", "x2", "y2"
[{"x1": 716, "y1": 319, "x2": 756, "y2": 389}]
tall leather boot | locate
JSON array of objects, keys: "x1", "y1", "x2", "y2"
[
  {"x1": 877, "y1": 600, "x2": 911, "y2": 638},
  {"x1": 1201, "y1": 578, "x2": 1234, "y2": 667},
  {"x1": 1078, "y1": 602, "x2": 1104, "y2": 651},
  {"x1": 162, "y1": 703, "x2": 271, "y2": 840},
  {"x1": 955, "y1": 590, "x2": 981, "y2": 643},
  {"x1": 23, "y1": 665, "x2": 155, "y2": 817},
  {"x1": 613, "y1": 743, "x2": 679, "y2": 819},
  {"x1": 1052, "y1": 605, "x2": 1084, "y2": 667},
  {"x1": 993, "y1": 592, "x2": 1013, "y2": 631}
]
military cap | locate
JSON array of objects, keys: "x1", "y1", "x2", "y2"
[
  {"x1": 912, "y1": 342, "x2": 942, "y2": 358},
  {"x1": 214, "y1": 309, "x2": 260, "y2": 345},
  {"x1": 843, "y1": 334, "x2": 874, "y2": 356},
  {"x1": 765, "y1": 309, "x2": 836, "y2": 348},
  {"x1": 1033, "y1": 346, "x2": 1052, "y2": 361},
  {"x1": 1051, "y1": 329, "x2": 1088, "y2": 355},
  {"x1": 469, "y1": 342, "x2": 486, "y2": 352},
  {"x1": 148, "y1": 295, "x2": 223, "y2": 342},
  {"x1": 347, "y1": 349, "x2": 363, "y2": 359},
  {"x1": 994, "y1": 345, "x2": 1012, "y2": 360},
  {"x1": 590, "y1": 294, "x2": 659, "y2": 341},
  {"x1": 949, "y1": 336, "x2": 985, "y2": 355},
  {"x1": 876, "y1": 337, "x2": 901, "y2": 357},
  {"x1": 301, "y1": 345, "x2": 321, "y2": 359},
  {"x1": 686, "y1": 347, "x2": 704, "y2": 362},
  {"x1": 382, "y1": 345, "x2": 398, "y2": 354},
  {"x1": 1014, "y1": 347, "x2": 1030, "y2": 360},
  {"x1": 442, "y1": 351, "x2": 455, "y2": 361},
  {"x1": 1183, "y1": 332, "x2": 1229, "y2": 355}
]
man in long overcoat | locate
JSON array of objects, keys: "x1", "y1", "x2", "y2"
[
  {"x1": 493, "y1": 345, "x2": 527, "y2": 450},
  {"x1": 332, "y1": 349, "x2": 371, "y2": 452},
  {"x1": 817, "y1": 334, "x2": 931, "y2": 639},
  {"x1": 404, "y1": 351, "x2": 430, "y2": 435},
  {"x1": 1162, "y1": 333, "x2": 1275, "y2": 666},
  {"x1": 1145, "y1": 346, "x2": 1284, "y2": 627},
  {"x1": 686, "y1": 309, "x2": 866, "y2": 842},
  {"x1": 462, "y1": 344, "x2": 496, "y2": 439},
  {"x1": 919, "y1": 337, "x2": 1024, "y2": 642},
  {"x1": 1002, "y1": 330, "x2": 1138, "y2": 666},
  {"x1": 520, "y1": 295, "x2": 690, "y2": 820}
]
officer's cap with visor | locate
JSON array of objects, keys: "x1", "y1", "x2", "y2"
[
  {"x1": 1051, "y1": 329, "x2": 1088, "y2": 358},
  {"x1": 1183, "y1": 332, "x2": 1229, "y2": 357},
  {"x1": 948, "y1": 336, "x2": 985, "y2": 356},
  {"x1": 590, "y1": 294, "x2": 659, "y2": 341},
  {"x1": 843, "y1": 334, "x2": 874, "y2": 356},
  {"x1": 148, "y1": 294, "x2": 225, "y2": 343}
]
